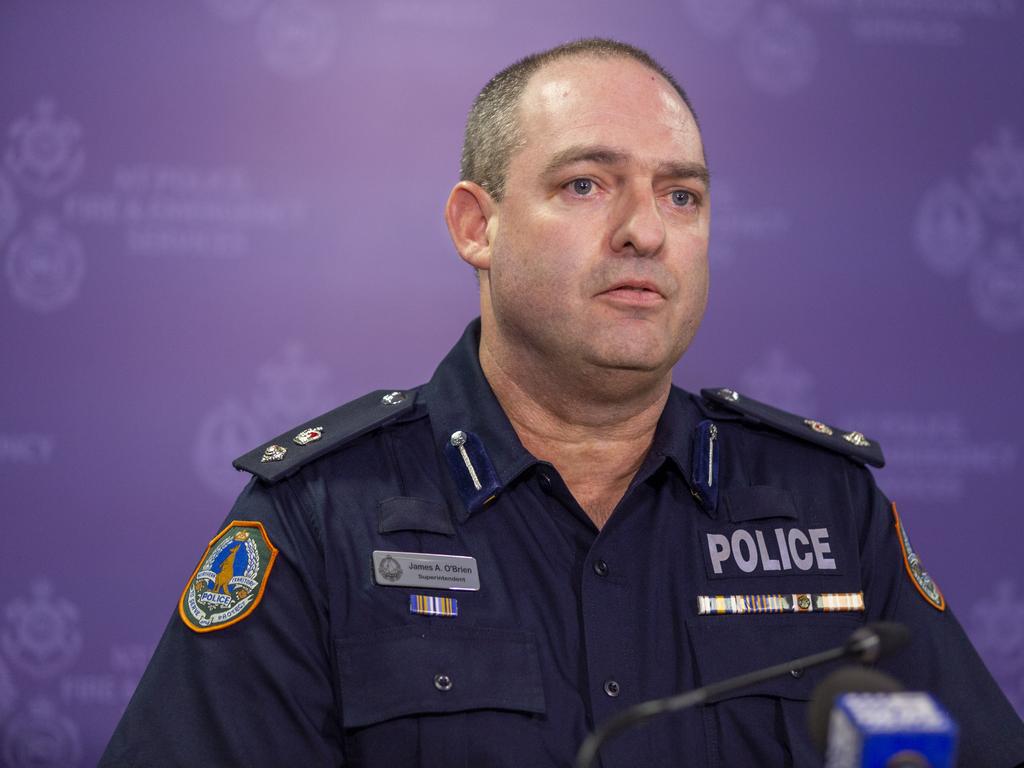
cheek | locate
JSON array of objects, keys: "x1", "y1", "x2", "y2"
[
  {"x1": 490, "y1": 247, "x2": 567, "y2": 323},
  {"x1": 672, "y1": 236, "x2": 710, "y2": 315},
  {"x1": 491, "y1": 215, "x2": 583, "y2": 311}
]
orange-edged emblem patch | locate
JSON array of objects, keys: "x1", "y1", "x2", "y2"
[
  {"x1": 891, "y1": 503, "x2": 945, "y2": 611},
  {"x1": 179, "y1": 520, "x2": 278, "y2": 633}
]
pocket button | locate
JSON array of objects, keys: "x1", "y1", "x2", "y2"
[{"x1": 434, "y1": 673, "x2": 454, "y2": 692}]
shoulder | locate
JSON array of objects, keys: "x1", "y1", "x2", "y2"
[
  {"x1": 232, "y1": 388, "x2": 425, "y2": 484},
  {"x1": 697, "y1": 387, "x2": 885, "y2": 468}
]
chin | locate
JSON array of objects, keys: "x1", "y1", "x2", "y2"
[{"x1": 583, "y1": 348, "x2": 670, "y2": 375}]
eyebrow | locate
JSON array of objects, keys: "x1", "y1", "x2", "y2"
[{"x1": 542, "y1": 144, "x2": 711, "y2": 188}]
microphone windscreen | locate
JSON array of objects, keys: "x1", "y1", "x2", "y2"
[
  {"x1": 847, "y1": 621, "x2": 911, "y2": 663},
  {"x1": 807, "y1": 666, "x2": 904, "y2": 752}
]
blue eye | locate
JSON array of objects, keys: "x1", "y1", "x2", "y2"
[
  {"x1": 671, "y1": 190, "x2": 694, "y2": 206},
  {"x1": 571, "y1": 178, "x2": 593, "y2": 195}
]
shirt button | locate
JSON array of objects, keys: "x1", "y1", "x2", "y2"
[
  {"x1": 434, "y1": 673, "x2": 453, "y2": 692},
  {"x1": 538, "y1": 472, "x2": 553, "y2": 492},
  {"x1": 603, "y1": 679, "x2": 620, "y2": 698},
  {"x1": 789, "y1": 668, "x2": 803, "y2": 679},
  {"x1": 593, "y1": 559, "x2": 609, "y2": 577}
]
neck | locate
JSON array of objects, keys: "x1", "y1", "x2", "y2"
[{"x1": 479, "y1": 333, "x2": 671, "y2": 529}]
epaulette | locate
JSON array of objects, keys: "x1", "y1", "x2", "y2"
[
  {"x1": 699, "y1": 387, "x2": 885, "y2": 468},
  {"x1": 233, "y1": 389, "x2": 418, "y2": 483}
]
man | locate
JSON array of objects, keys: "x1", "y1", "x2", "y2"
[{"x1": 102, "y1": 39, "x2": 1024, "y2": 767}]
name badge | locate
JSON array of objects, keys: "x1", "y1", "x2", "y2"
[{"x1": 372, "y1": 550, "x2": 481, "y2": 591}]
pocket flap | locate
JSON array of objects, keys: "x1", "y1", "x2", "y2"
[
  {"x1": 338, "y1": 625, "x2": 546, "y2": 728},
  {"x1": 723, "y1": 486, "x2": 799, "y2": 523},
  {"x1": 378, "y1": 496, "x2": 455, "y2": 535},
  {"x1": 687, "y1": 615, "x2": 863, "y2": 701}
]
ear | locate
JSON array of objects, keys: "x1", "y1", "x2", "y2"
[{"x1": 445, "y1": 181, "x2": 497, "y2": 271}]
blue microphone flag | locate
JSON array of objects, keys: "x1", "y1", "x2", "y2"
[{"x1": 825, "y1": 692, "x2": 958, "y2": 768}]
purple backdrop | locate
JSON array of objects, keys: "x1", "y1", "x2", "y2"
[{"x1": 1, "y1": 1, "x2": 1022, "y2": 764}]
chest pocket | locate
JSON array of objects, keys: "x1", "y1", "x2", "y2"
[
  {"x1": 688, "y1": 614, "x2": 863, "y2": 768},
  {"x1": 337, "y1": 625, "x2": 547, "y2": 768}
]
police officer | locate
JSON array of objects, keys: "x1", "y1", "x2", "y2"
[{"x1": 101, "y1": 39, "x2": 1024, "y2": 767}]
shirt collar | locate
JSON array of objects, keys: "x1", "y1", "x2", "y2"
[
  {"x1": 640, "y1": 385, "x2": 702, "y2": 489},
  {"x1": 421, "y1": 319, "x2": 538, "y2": 509},
  {"x1": 422, "y1": 318, "x2": 704, "y2": 518}
]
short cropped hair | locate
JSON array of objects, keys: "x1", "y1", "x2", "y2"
[{"x1": 460, "y1": 38, "x2": 700, "y2": 202}]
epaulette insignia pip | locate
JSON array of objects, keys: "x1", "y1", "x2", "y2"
[
  {"x1": 699, "y1": 388, "x2": 885, "y2": 468},
  {"x1": 233, "y1": 389, "x2": 417, "y2": 483}
]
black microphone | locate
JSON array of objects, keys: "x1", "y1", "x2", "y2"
[
  {"x1": 574, "y1": 622, "x2": 910, "y2": 768},
  {"x1": 845, "y1": 623, "x2": 910, "y2": 664}
]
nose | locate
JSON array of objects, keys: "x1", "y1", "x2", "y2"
[{"x1": 610, "y1": 183, "x2": 666, "y2": 257}]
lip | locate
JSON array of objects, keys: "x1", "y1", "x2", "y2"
[
  {"x1": 603, "y1": 279, "x2": 662, "y2": 295},
  {"x1": 597, "y1": 279, "x2": 665, "y2": 308}
]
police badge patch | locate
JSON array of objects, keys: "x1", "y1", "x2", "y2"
[
  {"x1": 179, "y1": 521, "x2": 278, "y2": 633},
  {"x1": 891, "y1": 503, "x2": 945, "y2": 612}
]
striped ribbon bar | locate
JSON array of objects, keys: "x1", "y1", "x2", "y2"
[
  {"x1": 697, "y1": 591, "x2": 864, "y2": 616},
  {"x1": 409, "y1": 594, "x2": 459, "y2": 618}
]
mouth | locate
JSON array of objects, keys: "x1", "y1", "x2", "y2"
[{"x1": 598, "y1": 280, "x2": 664, "y2": 307}]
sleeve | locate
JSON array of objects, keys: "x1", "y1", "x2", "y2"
[
  {"x1": 852, "y1": 466, "x2": 1024, "y2": 768},
  {"x1": 99, "y1": 476, "x2": 345, "y2": 767}
]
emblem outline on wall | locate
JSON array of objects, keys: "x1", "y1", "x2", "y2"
[
  {"x1": 1, "y1": 581, "x2": 82, "y2": 680},
  {"x1": 914, "y1": 125, "x2": 1024, "y2": 332},
  {"x1": 1, "y1": 697, "x2": 81, "y2": 768},
  {"x1": 4, "y1": 100, "x2": 84, "y2": 199},
  {"x1": 5, "y1": 215, "x2": 85, "y2": 313}
]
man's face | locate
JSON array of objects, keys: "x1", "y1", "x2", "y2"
[{"x1": 484, "y1": 55, "x2": 710, "y2": 382}]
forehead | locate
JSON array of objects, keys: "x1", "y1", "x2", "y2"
[{"x1": 513, "y1": 55, "x2": 703, "y2": 171}]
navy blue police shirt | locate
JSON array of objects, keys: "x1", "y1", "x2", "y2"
[{"x1": 102, "y1": 320, "x2": 1024, "y2": 767}]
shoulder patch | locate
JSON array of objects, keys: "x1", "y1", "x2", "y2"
[
  {"x1": 891, "y1": 502, "x2": 945, "y2": 611},
  {"x1": 699, "y1": 388, "x2": 885, "y2": 468},
  {"x1": 233, "y1": 389, "x2": 418, "y2": 483},
  {"x1": 179, "y1": 520, "x2": 278, "y2": 633}
]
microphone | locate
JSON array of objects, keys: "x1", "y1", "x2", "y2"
[
  {"x1": 574, "y1": 622, "x2": 910, "y2": 768},
  {"x1": 809, "y1": 667, "x2": 958, "y2": 768},
  {"x1": 845, "y1": 622, "x2": 910, "y2": 664}
]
